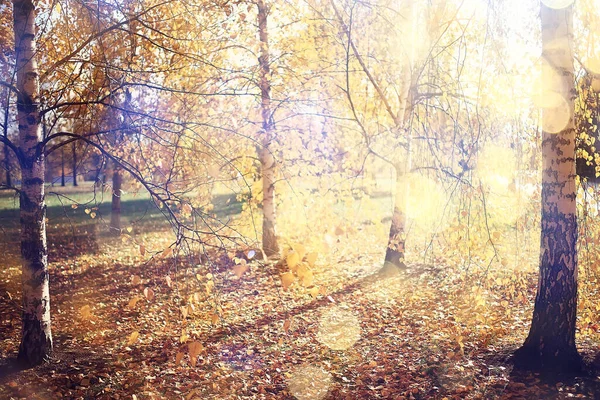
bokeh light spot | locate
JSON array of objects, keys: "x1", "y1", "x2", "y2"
[
  {"x1": 541, "y1": 94, "x2": 570, "y2": 133},
  {"x1": 541, "y1": 0, "x2": 574, "y2": 9},
  {"x1": 287, "y1": 364, "x2": 332, "y2": 400},
  {"x1": 317, "y1": 305, "x2": 361, "y2": 351}
]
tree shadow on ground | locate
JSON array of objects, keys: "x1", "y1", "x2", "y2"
[{"x1": 476, "y1": 345, "x2": 600, "y2": 398}]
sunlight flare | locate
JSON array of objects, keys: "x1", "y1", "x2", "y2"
[
  {"x1": 286, "y1": 364, "x2": 333, "y2": 400},
  {"x1": 317, "y1": 305, "x2": 361, "y2": 351}
]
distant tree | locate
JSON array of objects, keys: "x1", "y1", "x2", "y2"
[{"x1": 514, "y1": 1, "x2": 581, "y2": 372}]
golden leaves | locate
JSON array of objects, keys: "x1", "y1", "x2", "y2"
[{"x1": 281, "y1": 272, "x2": 295, "y2": 290}]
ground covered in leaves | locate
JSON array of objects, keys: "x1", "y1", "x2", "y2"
[{"x1": 2, "y1": 194, "x2": 600, "y2": 399}]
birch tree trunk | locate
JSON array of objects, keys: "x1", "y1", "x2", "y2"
[
  {"x1": 13, "y1": 0, "x2": 53, "y2": 366},
  {"x1": 514, "y1": 2, "x2": 580, "y2": 372},
  {"x1": 257, "y1": 0, "x2": 279, "y2": 257}
]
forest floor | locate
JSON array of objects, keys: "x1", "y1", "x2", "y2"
[{"x1": 1, "y1": 186, "x2": 600, "y2": 399}]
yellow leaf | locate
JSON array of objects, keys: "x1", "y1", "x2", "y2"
[
  {"x1": 292, "y1": 243, "x2": 306, "y2": 260},
  {"x1": 71, "y1": 203, "x2": 78, "y2": 209},
  {"x1": 80, "y1": 305, "x2": 91, "y2": 320},
  {"x1": 233, "y1": 264, "x2": 249, "y2": 278},
  {"x1": 211, "y1": 313, "x2": 220, "y2": 325},
  {"x1": 180, "y1": 331, "x2": 189, "y2": 343},
  {"x1": 300, "y1": 269, "x2": 314, "y2": 287},
  {"x1": 334, "y1": 226, "x2": 344, "y2": 235},
  {"x1": 165, "y1": 275, "x2": 172, "y2": 288},
  {"x1": 127, "y1": 296, "x2": 141, "y2": 309},
  {"x1": 90, "y1": 212, "x2": 96, "y2": 219},
  {"x1": 127, "y1": 331, "x2": 139, "y2": 346},
  {"x1": 85, "y1": 208, "x2": 91, "y2": 214},
  {"x1": 175, "y1": 351, "x2": 184, "y2": 366},
  {"x1": 286, "y1": 252, "x2": 300, "y2": 270},
  {"x1": 306, "y1": 252, "x2": 318, "y2": 267},
  {"x1": 205, "y1": 280, "x2": 214, "y2": 294},
  {"x1": 181, "y1": 306, "x2": 189, "y2": 319},
  {"x1": 281, "y1": 272, "x2": 295, "y2": 290},
  {"x1": 144, "y1": 287, "x2": 155, "y2": 301},
  {"x1": 132, "y1": 275, "x2": 141, "y2": 285},
  {"x1": 492, "y1": 231, "x2": 501, "y2": 241},
  {"x1": 309, "y1": 286, "x2": 320, "y2": 298},
  {"x1": 127, "y1": 226, "x2": 133, "y2": 233}
]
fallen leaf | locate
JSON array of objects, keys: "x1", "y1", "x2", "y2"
[
  {"x1": 132, "y1": 275, "x2": 141, "y2": 285},
  {"x1": 80, "y1": 305, "x2": 91, "y2": 320},
  {"x1": 175, "y1": 351, "x2": 184, "y2": 366},
  {"x1": 144, "y1": 287, "x2": 155, "y2": 301},
  {"x1": 233, "y1": 263, "x2": 249, "y2": 278},
  {"x1": 127, "y1": 331, "x2": 140, "y2": 346}
]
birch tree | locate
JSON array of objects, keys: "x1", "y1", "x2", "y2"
[
  {"x1": 10, "y1": 0, "x2": 53, "y2": 365},
  {"x1": 514, "y1": 0, "x2": 581, "y2": 372}
]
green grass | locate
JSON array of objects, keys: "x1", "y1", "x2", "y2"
[{"x1": 0, "y1": 181, "x2": 244, "y2": 231}]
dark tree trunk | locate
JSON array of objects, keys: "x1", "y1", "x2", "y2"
[
  {"x1": 72, "y1": 142, "x2": 77, "y2": 186},
  {"x1": 13, "y1": 0, "x2": 53, "y2": 366},
  {"x1": 2, "y1": 89, "x2": 12, "y2": 187},
  {"x1": 383, "y1": 166, "x2": 408, "y2": 273},
  {"x1": 110, "y1": 165, "x2": 122, "y2": 234},
  {"x1": 61, "y1": 147, "x2": 65, "y2": 187},
  {"x1": 514, "y1": 3, "x2": 581, "y2": 373},
  {"x1": 3, "y1": 141, "x2": 11, "y2": 188}
]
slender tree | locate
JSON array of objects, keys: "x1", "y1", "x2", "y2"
[
  {"x1": 257, "y1": 0, "x2": 279, "y2": 257},
  {"x1": 12, "y1": 0, "x2": 53, "y2": 365},
  {"x1": 514, "y1": 1, "x2": 581, "y2": 372}
]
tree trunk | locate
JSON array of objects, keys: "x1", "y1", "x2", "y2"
[
  {"x1": 2, "y1": 106, "x2": 11, "y2": 188},
  {"x1": 110, "y1": 165, "x2": 122, "y2": 234},
  {"x1": 61, "y1": 147, "x2": 65, "y2": 187},
  {"x1": 72, "y1": 142, "x2": 78, "y2": 186},
  {"x1": 514, "y1": 3, "x2": 580, "y2": 372},
  {"x1": 13, "y1": 0, "x2": 53, "y2": 366},
  {"x1": 382, "y1": 164, "x2": 409, "y2": 273},
  {"x1": 3, "y1": 141, "x2": 11, "y2": 188},
  {"x1": 257, "y1": 0, "x2": 279, "y2": 257}
]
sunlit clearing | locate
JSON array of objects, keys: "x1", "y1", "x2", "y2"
[
  {"x1": 287, "y1": 364, "x2": 332, "y2": 400},
  {"x1": 317, "y1": 305, "x2": 361, "y2": 351},
  {"x1": 583, "y1": 55, "x2": 600, "y2": 75},
  {"x1": 541, "y1": 0, "x2": 575, "y2": 8},
  {"x1": 476, "y1": 144, "x2": 516, "y2": 192},
  {"x1": 541, "y1": 94, "x2": 571, "y2": 133},
  {"x1": 398, "y1": 173, "x2": 448, "y2": 231}
]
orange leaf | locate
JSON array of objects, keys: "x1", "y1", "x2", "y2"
[
  {"x1": 131, "y1": 275, "x2": 141, "y2": 285},
  {"x1": 233, "y1": 264, "x2": 249, "y2": 278},
  {"x1": 175, "y1": 351, "x2": 184, "y2": 366}
]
